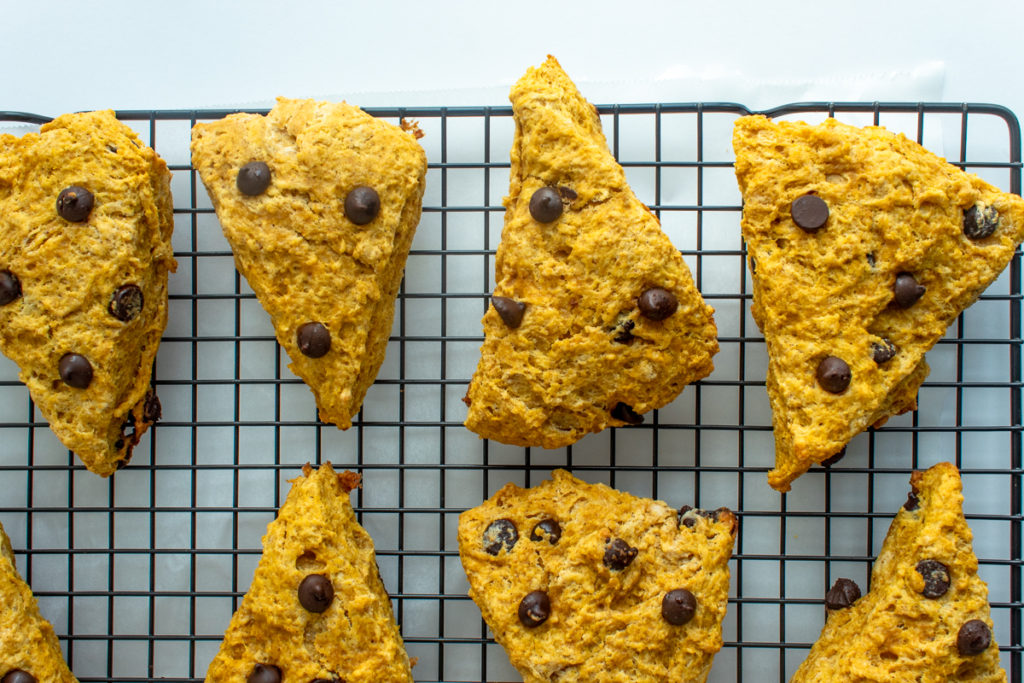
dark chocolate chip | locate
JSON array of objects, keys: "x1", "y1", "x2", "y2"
[
  {"x1": 518, "y1": 590, "x2": 550, "y2": 628},
  {"x1": 530, "y1": 519, "x2": 562, "y2": 545},
  {"x1": 56, "y1": 185, "x2": 94, "y2": 222},
  {"x1": 2, "y1": 671, "x2": 37, "y2": 683},
  {"x1": 825, "y1": 578, "x2": 861, "y2": 610},
  {"x1": 603, "y1": 538, "x2": 638, "y2": 571},
  {"x1": 143, "y1": 392, "x2": 162, "y2": 423},
  {"x1": 297, "y1": 322, "x2": 331, "y2": 358},
  {"x1": 872, "y1": 339, "x2": 897, "y2": 365},
  {"x1": 529, "y1": 187, "x2": 563, "y2": 223},
  {"x1": 892, "y1": 272, "x2": 926, "y2": 309},
  {"x1": 791, "y1": 194, "x2": 829, "y2": 232},
  {"x1": 558, "y1": 186, "x2": 578, "y2": 201},
  {"x1": 610, "y1": 402, "x2": 644, "y2": 425},
  {"x1": 820, "y1": 447, "x2": 847, "y2": 468},
  {"x1": 344, "y1": 185, "x2": 381, "y2": 225},
  {"x1": 613, "y1": 319, "x2": 635, "y2": 344},
  {"x1": 0, "y1": 270, "x2": 22, "y2": 306},
  {"x1": 247, "y1": 664, "x2": 282, "y2": 683},
  {"x1": 109, "y1": 284, "x2": 144, "y2": 322},
  {"x1": 916, "y1": 559, "x2": 950, "y2": 599},
  {"x1": 957, "y1": 619, "x2": 992, "y2": 656},
  {"x1": 491, "y1": 296, "x2": 526, "y2": 329},
  {"x1": 59, "y1": 353, "x2": 93, "y2": 389},
  {"x1": 677, "y1": 505, "x2": 697, "y2": 528},
  {"x1": 483, "y1": 518, "x2": 518, "y2": 555},
  {"x1": 237, "y1": 161, "x2": 271, "y2": 196},
  {"x1": 638, "y1": 288, "x2": 678, "y2": 321},
  {"x1": 661, "y1": 588, "x2": 697, "y2": 625},
  {"x1": 298, "y1": 574, "x2": 335, "y2": 613},
  {"x1": 816, "y1": 356, "x2": 851, "y2": 394},
  {"x1": 963, "y1": 205, "x2": 1000, "y2": 240},
  {"x1": 866, "y1": 252, "x2": 876, "y2": 268},
  {"x1": 115, "y1": 439, "x2": 125, "y2": 450},
  {"x1": 904, "y1": 490, "x2": 920, "y2": 511}
]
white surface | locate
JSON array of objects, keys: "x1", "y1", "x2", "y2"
[{"x1": 0, "y1": 2, "x2": 1021, "y2": 681}]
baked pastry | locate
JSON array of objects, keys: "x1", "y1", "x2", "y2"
[
  {"x1": 733, "y1": 115, "x2": 1024, "y2": 491},
  {"x1": 463, "y1": 56, "x2": 718, "y2": 448},
  {"x1": 458, "y1": 469, "x2": 736, "y2": 682},
  {"x1": 0, "y1": 520, "x2": 79, "y2": 682},
  {"x1": 0, "y1": 110, "x2": 175, "y2": 476},
  {"x1": 792, "y1": 462, "x2": 1006, "y2": 681},
  {"x1": 204, "y1": 463, "x2": 413, "y2": 683},
  {"x1": 190, "y1": 98, "x2": 427, "y2": 428}
]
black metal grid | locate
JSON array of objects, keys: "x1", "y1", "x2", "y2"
[{"x1": 0, "y1": 101, "x2": 1019, "y2": 682}]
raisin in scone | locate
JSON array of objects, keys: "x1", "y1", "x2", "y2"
[
  {"x1": 204, "y1": 463, "x2": 413, "y2": 683},
  {"x1": 0, "y1": 520, "x2": 79, "y2": 682},
  {"x1": 463, "y1": 57, "x2": 718, "y2": 448},
  {"x1": 0, "y1": 110, "x2": 175, "y2": 476},
  {"x1": 793, "y1": 462, "x2": 1005, "y2": 681},
  {"x1": 733, "y1": 115, "x2": 1024, "y2": 491},
  {"x1": 190, "y1": 99, "x2": 427, "y2": 429},
  {"x1": 458, "y1": 469, "x2": 736, "y2": 682}
]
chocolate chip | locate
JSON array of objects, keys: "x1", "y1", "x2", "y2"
[
  {"x1": 612, "y1": 319, "x2": 635, "y2": 344},
  {"x1": 603, "y1": 538, "x2": 638, "y2": 571},
  {"x1": 904, "y1": 490, "x2": 920, "y2": 511},
  {"x1": 143, "y1": 392, "x2": 162, "y2": 423},
  {"x1": 109, "y1": 284, "x2": 144, "y2": 322},
  {"x1": 530, "y1": 519, "x2": 561, "y2": 545},
  {"x1": 957, "y1": 619, "x2": 992, "y2": 655},
  {"x1": 892, "y1": 272, "x2": 926, "y2": 309},
  {"x1": 610, "y1": 402, "x2": 644, "y2": 425},
  {"x1": 816, "y1": 356, "x2": 851, "y2": 394},
  {"x1": 483, "y1": 518, "x2": 518, "y2": 555},
  {"x1": 344, "y1": 186, "x2": 381, "y2": 225},
  {"x1": 0, "y1": 270, "x2": 22, "y2": 306},
  {"x1": 916, "y1": 559, "x2": 950, "y2": 599},
  {"x1": 297, "y1": 322, "x2": 331, "y2": 358},
  {"x1": 56, "y1": 186, "x2": 94, "y2": 222},
  {"x1": 2, "y1": 671, "x2": 37, "y2": 683},
  {"x1": 59, "y1": 353, "x2": 93, "y2": 389},
  {"x1": 491, "y1": 296, "x2": 526, "y2": 329},
  {"x1": 661, "y1": 588, "x2": 697, "y2": 625},
  {"x1": 638, "y1": 288, "x2": 678, "y2": 321},
  {"x1": 558, "y1": 186, "x2": 578, "y2": 201},
  {"x1": 529, "y1": 187, "x2": 563, "y2": 223},
  {"x1": 518, "y1": 590, "x2": 550, "y2": 627},
  {"x1": 791, "y1": 194, "x2": 829, "y2": 232},
  {"x1": 237, "y1": 161, "x2": 271, "y2": 196},
  {"x1": 872, "y1": 339, "x2": 896, "y2": 364},
  {"x1": 866, "y1": 252, "x2": 876, "y2": 267},
  {"x1": 963, "y1": 205, "x2": 1000, "y2": 240},
  {"x1": 247, "y1": 664, "x2": 282, "y2": 683},
  {"x1": 825, "y1": 578, "x2": 861, "y2": 610},
  {"x1": 298, "y1": 574, "x2": 335, "y2": 613},
  {"x1": 677, "y1": 505, "x2": 697, "y2": 528},
  {"x1": 820, "y1": 447, "x2": 847, "y2": 468}
]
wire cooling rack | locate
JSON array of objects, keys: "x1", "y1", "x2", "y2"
[{"x1": 0, "y1": 102, "x2": 1019, "y2": 682}]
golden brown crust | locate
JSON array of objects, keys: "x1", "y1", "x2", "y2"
[
  {"x1": 0, "y1": 110, "x2": 175, "y2": 476},
  {"x1": 190, "y1": 98, "x2": 427, "y2": 429},
  {"x1": 464, "y1": 57, "x2": 718, "y2": 448},
  {"x1": 733, "y1": 115, "x2": 1024, "y2": 491}
]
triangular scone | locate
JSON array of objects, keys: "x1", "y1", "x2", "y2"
[
  {"x1": 463, "y1": 57, "x2": 718, "y2": 448},
  {"x1": 733, "y1": 115, "x2": 1024, "y2": 491},
  {"x1": 458, "y1": 469, "x2": 736, "y2": 682},
  {"x1": 191, "y1": 98, "x2": 427, "y2": 428},
  {"x1": 204, "y1": 463, "x2": 413, "y2": 682},
  {"x1": 793, "y1": 463, "x2": 1006, "y2": 681},
  {"x1": 0, "y1": 111, "x2": 175, "y2": 476},
  {"x1": 0, "y1": 520, "x2": 79, "y2": 682}
]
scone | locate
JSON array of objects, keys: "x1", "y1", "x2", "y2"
[
  {"x1": 0, "y1": 520, "x2": 79, "y2": 682},
  {"x1": 204, "y1": 463, "x2": 413, "y2": 683},
  {"x1": 792, "y1": 462, "x2": 1006, "y2": 681},
  {"x1": 733, "y1": 115, "x2": 1024, "y2": 491},
  {"x1": 190, "y1": 98, "x2": 427, "y2": 428},
  {"x1": 0, "y1": 110, "x2": 175, "y2": 476},
  {"x1": 458, "y1": 469, "x2": 736, "y2": 682},
  {"x1": 463, "y1": 56, "x2": 718, "y2": 448}
]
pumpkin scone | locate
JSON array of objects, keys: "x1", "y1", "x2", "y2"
[
  {"x1": 793, "y1": 462, "x2": 1006, "y2": 681},
  {"x1": 733, "y1": 115, "x2": 1024, "y2": 491},
  {"x1": 463, "y1": 56, "x2": 718, "y2": 448},
  {"x1": 458, "y1": 469, "x2": 736, "y2": 683},
  {"x1": 0, "y1": 520, "x2": 79, "y2": 682},
  {"x1": 0, "y1": 110, "x2": 175, "y2": 476},
  {"x1": 204, "y1": 463, "x2": 413, "y2": 683},
  {"x1": 191, "y1": 98, "x2": 427, "y2": 429}
]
